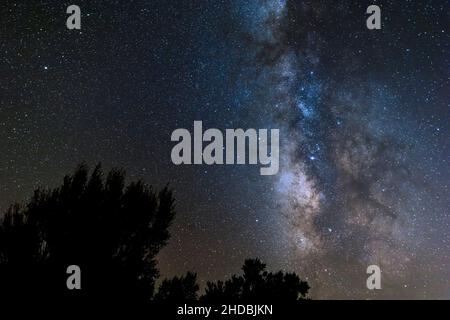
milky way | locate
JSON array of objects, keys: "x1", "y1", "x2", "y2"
[
  {"x1": 0, "y1": 0, "x2": 448, "y2": 299},
  {"x1": 232, "y1": 0, "x2": 449, "y2": 298}
]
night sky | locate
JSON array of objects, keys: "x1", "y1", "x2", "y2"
[{"x1": 1, "y1": 0, "x2": 449, "y2": 299}]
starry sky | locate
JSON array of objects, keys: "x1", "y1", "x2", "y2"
[{"x1": 1, "y1": 0, "x2": 449, "y2": 299}]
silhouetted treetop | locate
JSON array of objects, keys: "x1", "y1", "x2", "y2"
[
  {"x1": 0, "y1": 163, "x2": 175, "y2": 303},
  {"x1": 202, "y1": 258, "x2": 310, "y2": 303},
  {"x1": 154, "y1": 272, "x2": 199, "y2": 303},
  {"x1": 0, "y1": 164, "x2": 311, "y2": 305}
]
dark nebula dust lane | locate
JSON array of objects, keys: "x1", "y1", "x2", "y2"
[{"x1": 0, "y1": 0, "x2": 449, "y2": 299}]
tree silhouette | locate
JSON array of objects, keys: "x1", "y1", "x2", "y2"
[
  {"x1": 0, "y1": 164, "x2": 310, "y2": 305},
  {"x1": 0, "y1": 164, "x2": 175, "y2": 304},
  {"x1": 201, "y1": 258, "x2": 310, "y2": 303},
  {"x1": 154, "y1": 272, "x2": 199, "y2": 303}
]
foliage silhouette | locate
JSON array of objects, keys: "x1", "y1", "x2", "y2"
[
  {"x1": 0, "y1": 164, "x2": 175, "y2": 304},
  {"x1": 0, "y1": 164, "x2": 310, "y2": 305},
  {"x1": 154, "y1": 272, "x2": 199, "y2": 303},
  {"x1": 201, "y1": 258, "x2": 310, "y2": 303}
]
